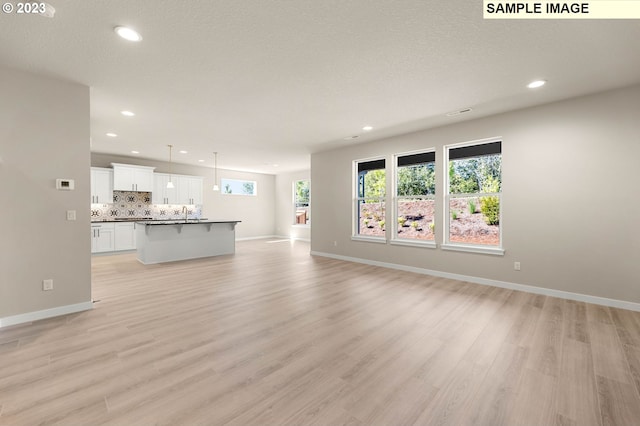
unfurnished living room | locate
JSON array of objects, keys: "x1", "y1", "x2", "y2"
[{"x1": 1, "y1": 1, "x2": 640, "y2": 425}]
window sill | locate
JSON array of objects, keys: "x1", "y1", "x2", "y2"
[
  {"x1": 351, "y1": 235, "x2": 387, "y2": 244},
  {"x1": 441, "y1": 243, "x2": 505, "y2": 256},
  {"x1": 390, "y1": 239, "x2": 436, "y2": 249},
  {"x1": 292, "y1": 224, "x2": 310, "y2": 228}
]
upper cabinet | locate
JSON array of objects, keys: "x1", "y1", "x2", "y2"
[
  {"x1": 153, "y1": 173, "x2": 178, "y2": 205},
  {"x1": 90, "y1": 167, "x2": 113, "y2": 204},
  {"x1": 177, "y1": 175, "x2": 203, "y2": 205},
  {"x1": 112, "y1": 163, "x2": 155, "y2": 192},
  {"x1": 152, "y1": 173, "x2": 203, "y2": 205}
]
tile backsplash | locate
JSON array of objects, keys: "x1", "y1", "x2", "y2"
[{"x1": 90, "y1": 191, "x2": 202, "y2": 221}]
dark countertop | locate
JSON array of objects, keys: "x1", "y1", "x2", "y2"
[
  {"x1": 135, "y1": 220, "x2": 241, "y2": 226},
  {"x1": 92, "y1": 218, "x2": 209, "y2": 223}
]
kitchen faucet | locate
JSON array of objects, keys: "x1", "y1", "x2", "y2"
[{"x1": 182, "y1": 205, "x2": 188, "y2": 221}]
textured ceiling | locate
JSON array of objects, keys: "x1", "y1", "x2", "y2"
[{"x1": 1, "y1": 1, "x2": 639, "y2": 173}]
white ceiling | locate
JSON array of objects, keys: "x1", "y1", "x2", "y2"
[{"x1": 1, "y1": 1, "x2": 639, "y2": 174}]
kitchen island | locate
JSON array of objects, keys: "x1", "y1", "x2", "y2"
[{"x1": 135, "y1": 220, "x2": 241, "y2": 264}]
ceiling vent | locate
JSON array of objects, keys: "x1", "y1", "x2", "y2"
[{"x1": 446, "y1": 107, "x2": 473, "y2": 117}]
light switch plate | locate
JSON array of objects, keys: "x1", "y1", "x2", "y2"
[{"x1": 43, "y1": 279, "x2": 54, "y2": 291}]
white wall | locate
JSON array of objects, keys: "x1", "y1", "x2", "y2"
[
  {"x1": 0, "y1": 67, "x2": 91, "y2": 324},
  {"x1": 91, "y1": 153, "x2": 276, "y2": 239},
  {"x1": 311, "y1": 84, "x2": 640, "y2": 305},
  {"x1": 275, "y1": 170, "x2": 311, "y2": 241}
]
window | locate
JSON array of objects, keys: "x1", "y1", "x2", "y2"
[
  {"x1": 354, "y1": 158, "x2": 386, "y2": 240},
  {"x1": 221, "y1": 178, "x2": 257, "y2": 196},
  {"x1": 293, "y1": 180, "x2": 310, "y2": 225},
  {"x1": 393, "y1": 150, "x2": 436, "y2": 245},
  {"x1": 444, "y1": 139, "x2": 503, "y2": 254}
]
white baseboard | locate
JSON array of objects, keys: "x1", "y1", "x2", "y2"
[
  {"x1": 0, "y1": 301, "x2": 93, "y2": 328},
  {"x1": 311, "y1": 251, "x2": 640, "y2": 312},
  {"x1": 236, "y1": 235, "x2": 281, "y2": 241},
  {"x1": 237, "y1": 235, "x2": 310, "y2": 242}
]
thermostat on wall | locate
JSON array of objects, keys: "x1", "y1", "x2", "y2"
[{"x1": 56, "y1": 179, "x2": 75, "y2": 190}]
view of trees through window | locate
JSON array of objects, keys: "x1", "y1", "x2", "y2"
[
  {"x1": 294, "y1": 180, "x2": 310, "y2": 225},
  {"x1": 396, "y1": 152, "x2": 435, "y2": 241},
  {"x1": 221, "y1": 178, "x2": 257, "y2": 196},
  {"x1": 357, "y1": 160, "x2": 385, "y2": 236},
  {"x1": 355, "y1": 143, "x2": 502, "y2": 248},
  {"x1": 448, "y1": 141, "x2": 502, "y2": 246}
]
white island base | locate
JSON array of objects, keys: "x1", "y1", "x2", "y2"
[{"x1": 136, "y1": 221, "x2": 241, "y2": 264}]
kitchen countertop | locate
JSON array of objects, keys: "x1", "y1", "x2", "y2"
[
  {"x1": 91, "y1": 218, "x2": 209, "y2": 223},
  {"x1": 136, "y1": 220, "x2": 240, "y2": 226}
]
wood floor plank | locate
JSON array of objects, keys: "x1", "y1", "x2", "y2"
[
  {"x1": 610, "y1": 307, "x2": 640, "y2": 348},
  {"x1": 503, "y1": 368, "x2": 557, "y2": 426},
  {"x1": 596, "y1": 375, "x2": 640, "y2": 425},
  {"x1": 413, "y1": 359, "x2": 489, "y2": 425},
  {"x1": 589, "y1": 320, "x2": 633, "y2": 384},
  {"x1": 460, "y1": 343, "x2": 529, "y2": 425},
  {"x1": 622, "y1": 344, "x2": 640, "y2": 399},
  {"x1": 524, "y1": 296, "x2": 564, "y2": 378},
  {"x1": 1, "y1": 239, "x2": 640, "y2": 424},
  {"x1": 554, "y1": 338, "x2": 601, "y2": 425}
]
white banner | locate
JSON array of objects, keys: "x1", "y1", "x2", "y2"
[{"x1": 483, "y1": 1, "x2": 640, "y2": 19}]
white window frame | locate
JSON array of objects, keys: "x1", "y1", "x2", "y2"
[
  {"x1": 391, "y1": 149, "x2": 437, "y2": 249},
  {"x1": 442, "y1": 137, "x2": 505, "y2": 256},
  {"x1": 293, "y1": 179, "x2": 310, "y2": 226},
  {"x1": 221, "y1": 178, "x2": 257, "y2": 196},
  {"x1": 352, "y1": 157, "x2": 387, "y2": 243}
]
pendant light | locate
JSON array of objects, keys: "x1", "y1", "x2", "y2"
[
  {"x1": 167, "y1": 145, "x2": 175, "y2": 189},
  {"x1": 212, "y1": 152, "x2": 219, "y2": 191}
]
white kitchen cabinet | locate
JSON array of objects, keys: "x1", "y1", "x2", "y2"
[
  {"x1": 90, "y1": 167, "x2": 113, "y2": 204},
  {"x1": 112, "y1": 163, "x2": 155, "y2": 192},
  {"x1": 153, "y1": 173, "x2": 202, "y2": 205},
  {"x1": 153, "y1": 173, "x2": 178, "y2": 204},
  {"x1": 176, "y1": 175, "x2": 203, "y2": 205},
  {"x1": 114, "y1": 222, "x2": 136, "y2": 251},
  {"x1": 91, "y1": 223, "x2": 115, "y2": 253}
]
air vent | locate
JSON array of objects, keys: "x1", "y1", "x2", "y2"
[{"x1": 446, "y1": 107, "x2": 473, "y2": 117}]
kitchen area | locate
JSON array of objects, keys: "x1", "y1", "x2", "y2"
[{"x1": 90, "y1": 162, "x2": 240, "y2": 263}]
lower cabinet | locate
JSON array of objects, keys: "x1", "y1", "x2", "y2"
[
  {"x1": 91, "y1": 223, "x2": 115, "y2": 253},
  {"x1": 114, "y1": 222, "x2": 137, "y2": 251},
  {"x1": 91, "y1": 222, "x2": 137, "y2": 253}
]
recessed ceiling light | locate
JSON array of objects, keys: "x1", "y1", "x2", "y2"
[
  {"x1": 198, "y1": 159, "x2": 205, "y2": 163},
  {"x1": 179, "y1": 150, "x2": 188, "y2": 154},
  {"x1": 362, "y1": 126, "x2": 373, "y2": 132},
  {"x1": 273, "y1": 164, "x2": 279, "y2": 167},
  {"x1": 527, "y1": 80, "x2": 546, "y2": 89},
  {"x1": 131, "y1": 150, "x2": 139, "y2": 154},
  {"x1": 343, "y1": 135, "x2": 360, "y2": 140},
  {"x1": 114, "y1": 26, "x2": 142, "y2": 42},
  {"x1": 106, "y1": 133, "x2": 117, "y2": 137},
  {"x1": 121, "y1": 110, "x2": 135, "y2": 117}
]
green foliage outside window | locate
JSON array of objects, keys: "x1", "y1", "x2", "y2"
[
  {"x1": 449, "y1": 155, "x2": 501, "y2": 195},
  {"x1": 448, "y1": 154, "x2": 501, "y2": 226},
  {"x1": 295, "y1": 180, "x2": 310, "y2": 205},
  {"x1": 397, "y1": 163, "x2": 435, "y2": 196},
  {"x1": 242, "y1": 182, "x2": 255, "y2": 195},
  {"x1": 362, "y1": 169, "x2": 386, "y2": 201}
]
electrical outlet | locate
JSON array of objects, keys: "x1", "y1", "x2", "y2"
[
  {"x1": 333, "y1": 241, "x2": 338, "y2": 246},
  {"x1": 514, "y1": 262, "x2": 521, "y2": 271},
  {"x1": 67, "y1": 210, "x2": 76, "y2": 221},
  {"x1": 43, "y1": 279, "x2": 54, "y2": 291}
]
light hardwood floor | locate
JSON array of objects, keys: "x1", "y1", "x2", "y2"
[{"x1": 1, "y1": 239, "x2": 640, "y2": 425}]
